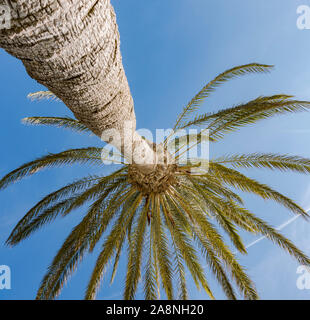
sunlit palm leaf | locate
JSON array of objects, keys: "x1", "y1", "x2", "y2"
[
  {"x1": 28, "y1": 91, "x2": 59, "y2": 101},
  {"x1": 22, "y1": 117, "x2": 92, "y2": 135},
  {"x1": 6, "y1": 175, "x2": 101, "y2": 246},
  {"x1": 214, "y1": 153, "x2": 310, "y2": 173},
  {"x1": 208, "y1": 163, "x2": 309, "y2": 218},
  {"x1": 174, "y1": 63, "x2": 274, "y2": 130},
  {"x1": 124, "y1": 198, "x2": 149, "y2": 299},
  {"x1": 37, "y1": 186, "x2": 133, "y2": 300},
  {"x1": 85, "y1": 191, "x2": 141, "y2": 300},
  {"x1": 0, "y1": 148, "x2": 104, "y2": 190}
]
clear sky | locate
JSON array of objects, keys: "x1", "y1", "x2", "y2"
[{"x1": 1, "y1": 0, "x2": 310, "y2": 300}]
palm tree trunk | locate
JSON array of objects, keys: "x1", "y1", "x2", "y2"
[{"x1": 0, "y1": 0, "x2": 158, "y2": 170}]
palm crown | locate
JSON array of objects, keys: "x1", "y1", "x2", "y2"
[{"x1": 3, "y1": 63, "x2": 310, "y2": 300}]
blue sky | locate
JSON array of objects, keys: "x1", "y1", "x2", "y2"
[{"x1": 1, "y1": 0, "x2": 310, "y2": 300}]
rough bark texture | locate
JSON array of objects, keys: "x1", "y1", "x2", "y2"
[
  {"x1": 0, "y1": 0, "x2": 135, "y2": 137},
  {"x1": 0, "y1": 0, "x2": 179, "y2": 172},
  {"x1": 0, "y1": 0, "x2": 164, "y2": 170}
]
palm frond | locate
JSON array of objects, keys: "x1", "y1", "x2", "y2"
[
  {"x1": 179, "y1": 172, "x2": 244, "y2": 205},
  {"x1": 179, "y1": 180, "x2": 247, "y2": 254},
  {"x1": 163, "y1": 193, "x2": 215, "y2": 299},
  {"x1": 152, "y1": 195, "x2": 174, "y2": 299},
  {"x1": 230, "y1": 206, "x2": 310, "y2": 266},
  {"x1": 6, "y1": 176, "x2": 101, "y2": 246},
  {"x1": 36, "y1": 199, "x2": 110, "y2": 300},
  {"x1": 85, "y1": 191, "x2": 141, "y2": 300},
  {"x1": 169, "y1": 187, "x2": 258, "y2": 299},
  {"x1": 10, "y1": 173, "x2": 128, "y2": 246},
  {"x1": 167, "y1": 131, "x2": 212, "y2": 156},
  {"x1": 209, "y1": 163, "x2": 309, "y2": 218},
  {"x1": 36, "y1": 185, "x2": 132, "y2": 300},
  {"x1": 181, "y1": 181, "x2": 256, "y2": 234},
  {"x1": 124, "y1": 198, "x2": 149, "y2": 299},
  {"x1": 181, "y1": 94, "x2": 292, "y2": 129},
  {"x1": 209, "y1": 98, "x2": 310, "y2": 141},
  {"x1": 27, "y1": 91, "x2": 59, "y2": 101},
  {"x1": 110, "y1": 233, "x2": 126, "y2": 285},
  {"x1": 194, "y1": 232, "x2": 237, "y2": 300},
  {"x1": 9, "y1": 196, "x2": 81, "y2": 245},
  {"x1": 215, "y1": 153, "x2": 310, "y2": 174},
  {"x1": 174, "y1": 63, "x2": 274, "y2": 130},
  {"x1": 160, "y1": 196, "x2": 188, "y2": 299},
  {"x1": 63, "y1": 171, "x2": 127, "y2": 215},
  {"x1": 173, "y1": 243, "x2": 188, "y2": 300},
  {"x1": 22, "y1": 117, "x2": 92, "y2": 135},
  {"x1": 0, "y1": 148, "x2": 104, "y2": 190},
  {"x1": 143, "y1": 225, "x2": 158, "y2": 300},
  {"x1": 88, "y1": 186, "x2": 134, "y2": 253}
]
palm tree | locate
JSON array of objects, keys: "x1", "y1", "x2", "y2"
[
  {"x1": 1, "y1": 1, "x2": 310, "y2": 300},
  {"x1": 2, "y1": 63, "x2": 310, "y2": 300}
]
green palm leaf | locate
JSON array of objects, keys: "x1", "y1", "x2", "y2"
[
  {"x1": 124, "y1": 197, "x2": 149, "y2": 299},
  {"x1": 85, "y1": 191, "x2": 141, "y2": 300},
  {"x1": 181, "y1": 94, "x2": 292, "y2": 129},
  {"x1": 143, "y1": 225, "x2": 159, "y2": 300},
  {"x1": 6, "y1": 176, "x2": 101, "y2": 246},
  {"x1": 209, "y1": 98, "x2": 310, "y2": 141},
  {"x1": 37, "y1": 186, "x2": 133, "y2": 300},
  {"x1": 194, "y1": 232, "x2": 237, "y2": 300},
  {"x1": 0, "y1": 147, "x2": 104, "y2": 190},
  {"x1": 152, "y1": 195, "x2": 174, "y2": 300},
  {"x1": 8, "y1": 171, "x2": 127, "y2": 246},
  {"x1": 215, "y1": 153, "x2": 310, "y2": 173},
  {"x1": 22, "y1": 117, "x2": 92, "y2": 135},
  {"x1": 180, "y1": 180, "x2": 247, "y2": 254},
  {"x1": 164, "y1": 192, "x2": 215, "y2": 299},
  {"x1": 228, "y1": 206, "x2": 310, "y2": 266},
  {"x1": 209, "y1": 163, "x2": 309, "y2": 218},
  {"x1": 174, "y1": 63, "x2": 274, "y2": 130}
]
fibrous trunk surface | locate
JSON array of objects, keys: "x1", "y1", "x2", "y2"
[
  {"x1": 0, "y1": 0, "x2": 161, "y2": 169},
  {"x1": 0, "y1": 0, "x2": 135, "y2": 137}
]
